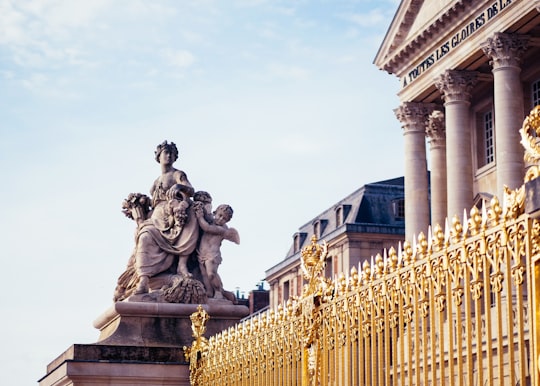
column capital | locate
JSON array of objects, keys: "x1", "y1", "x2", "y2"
[
  {"x1": 481, "y1": 32, "x2": 529, "y2": 69},
  {"x1": 426, "y1": 110, "x2": 445, "y2": 148},
  {"x1": 435, "y1": 70, "x2": 478, "y2": 103},
  {"x1": 394, "y1": 102, "x2": 437, "y2": 133}
]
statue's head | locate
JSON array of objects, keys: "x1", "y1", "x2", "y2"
[
  {"x1": 194, "y1": 191, "x2": 212, "y2": 204},
  {"x1": 154, "y1": 140, "x2": 179, "y2": 163},
  {"x1": 214, "y1": 204, "x2": 233, "y2": 223}
]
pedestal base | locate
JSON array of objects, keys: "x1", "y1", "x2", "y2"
[
  {"x1": 39, "y1": 344, "x2": 189, "y2": 386},
  {"x1": 40, "y1": 300, "x2": 249, "y2": 385}
]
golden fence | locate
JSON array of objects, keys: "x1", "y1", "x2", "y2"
[{"x1": 186, "y1": 106, "x2": 540, "y2": 386}]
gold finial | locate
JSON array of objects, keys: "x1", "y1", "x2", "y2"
[
  {"x1": 190, "y1": 305, "x2": 209, "y2": 339},
  {"x1": 300, "y1": 235, "x2": 328, "y2": 296}
]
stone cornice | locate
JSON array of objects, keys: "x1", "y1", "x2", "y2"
[{"x1": 377, "y1": 0, "x2": 470, "y2": 74}]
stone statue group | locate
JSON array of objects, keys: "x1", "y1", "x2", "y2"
[{"x1": 113, "y1": 141, "x2": 240, "y2": 304}]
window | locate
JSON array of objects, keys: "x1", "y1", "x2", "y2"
[
  {"x1": 312, "y1": 219, "x2": 328, "y2": 238},
  {"x1": 475, "y1": 107, "x2": 495, "y2": 169},
  {"x1": 334, "y1": 205, "x2": 351, "y2": 227},
  {"x1": 336, "y1": 207, "x2": 343, "y2": 226},
  {"x1": 532, "y1": 78, "x2": 540, "y2": 108},
  {"x1": 293, "y1": 232, "x2": 307, "y2": 253},
  {"x1": 314, "y1": 222, "x2": 320, "y2": 238},
  {"x1": 283, "y1": 281, "x2": 290, "y2": 302},
  {"x1": 483, "y1": 110, "x2": 494, "y2": 165},
  {"x1": 392, "y1": 198, "x2": 405, "y2": 220},
  {"x1": 324, "y1": 256, "x2": 333, "y2": 279}
]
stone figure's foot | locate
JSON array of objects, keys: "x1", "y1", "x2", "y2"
[
  {"x1": 134, "y1": 276, "x2": 149, "y2": 294},
  {"x1": 134, "y1": 283, "x2": 148, "y2": 294},
  {"x1": 213, "y1": 291, "x2": 224, "y2": 299},
  {"x1": 177, "y1": 267, "x2": 192, "y2": 278}
]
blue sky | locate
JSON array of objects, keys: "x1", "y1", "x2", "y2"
[{"x1": 0, "y1": 0, "x2": 403, "y2": 384}]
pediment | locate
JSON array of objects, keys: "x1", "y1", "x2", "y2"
[{"x1": 374, "y1": 0, "x2": 464, "y2": 74}]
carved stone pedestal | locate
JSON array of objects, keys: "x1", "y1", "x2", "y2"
[
  {"x1": 39, "y1": 344, "x2": 189, "y2": 386},
  {"x1": 94, "y1": 299, "x2": 250, "y2": 347},
  {"x1": 39, "y1": 300, "x2": 249, "y2": 385}
]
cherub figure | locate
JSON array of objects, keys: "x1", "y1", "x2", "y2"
[
  {"x1": 193, "y1": 191, "x2": 213, "y2": 223},
  {"x1": 194, "y1": 204, "x2": 240, "y2": 299}
]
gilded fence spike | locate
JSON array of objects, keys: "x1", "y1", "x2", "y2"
[
  {"x1": 451, "y1": 215, "x2": 463, "y2": 243},
  {"x1": 444, "y1": 217, "x2": 451, "y2": 245},
  {"x1": 349, "y1": 266, "x2": 359, "y2": 289},
  {"x1": 402, "y1": 240, "x2": 413, "y2": 265},
  {"x1": 388, "y1": 246, "x2": 398, "y2": 272},
  {"x1": 468, "y1": 206, "x2": 481, "y2": 235},
  {"x1": 375, "y1": 253, "x2": 384, "y2": 279},
  {"x1": 286, "y1": 298, "x2": 294, "y2": 316},
  {"x1": 362, "y1": 260, "x2": 372, "y2": 282},
  {"x1": 488, "y1": 196, "x2": 502, "y2": 226},
  {"x1": 481, "y1": 202, "x2": 488, "y2": 230},
  {"x1": 277, "y1": 303, "x2": 284, "y2": 321},
  {"x1": 357, "y1": 262, "x2": 364, "y2": 286},
  {"x1": 417, "y1": 232, "x2": 428, "y2": 258},
  {"x1": 432, "y1": 223, "x2": 444, "y2": 251},
  {"x1": 338, "y1": 272, "x2": 347, "y2": 294}
]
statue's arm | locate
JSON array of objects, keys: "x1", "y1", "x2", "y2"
[
  {"x1": 195, "y1": 210, "x2": 226, "y2": 236},
  {"x1": 174, "y1": 170, "x2": 194, "y2": 197}
]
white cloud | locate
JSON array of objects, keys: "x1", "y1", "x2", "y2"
[
  {"x1": 277, "y1": 133, "x2": 323, "y2": 155},
  {"x1": 341, "y1": 8, "x2": 389, "y2": 28},
  {"x1": 267, "y1": 63, "x2": 309, "y2": 80},
  {"x1": 20, "y1": 72, "x2": 47, "y2": 90},
  {"x1": 0, "y1": 0, "x2": 29, "y2": 45},
  {"x1": 162, "y1": 48, "x2": 196, "y2": 68}
]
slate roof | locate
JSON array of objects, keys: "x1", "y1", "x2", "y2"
[{"x1": 285, "y1": 176, "x2": 405, "y2": 260}]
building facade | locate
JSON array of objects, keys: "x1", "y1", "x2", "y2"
[
  {"x1": 374, "y1": 0, "x2": 540, "y2": 241},
  {"x1": 265, "y1": 177, "x2": 406, "y2": 308}
]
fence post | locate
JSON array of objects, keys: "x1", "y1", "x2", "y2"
[
  {"x1": 298, "y1": 235, "x2": 329, "y2": 386},
  {"x1": 184, "y1": 305, "x2": 210, "y2": 386},
  {"x1": 521, "y1": 105, "x2": 540, "y2": 385}
]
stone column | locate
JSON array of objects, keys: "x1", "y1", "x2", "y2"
[
  {"x1": 394, "y1": 102, "x2": 435, "y2": 241},
  {"x1": 426, "y1": 110, "x2": 447, "y2": 228},
  {"x1": 482, "y1": 33, "x2": 529, "y2": 198},
  {"x1": 435, "y1": 70, "x2": 477, "y2": 221}
]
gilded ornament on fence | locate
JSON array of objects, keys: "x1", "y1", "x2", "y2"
[
  {"x1": 520, "y1": 105, "x2": 540, "y2": 181},
  {"x1": 299, "y1": 236, "x2": 329, "y2": 386},
  {"x1": 184, "y1": 305, "x2": 209, "y2": 386}
]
